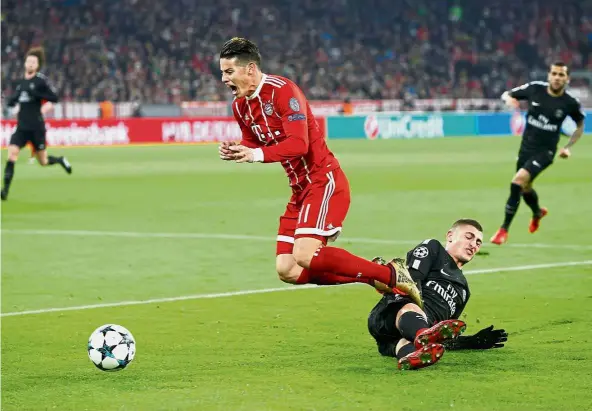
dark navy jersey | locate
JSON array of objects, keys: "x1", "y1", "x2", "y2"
[
  {"x1": 508, "y1": 81, "x2": 585, "y2": 154},
  {"x1": 6, "y1": 72, "x2": 58, "y2": 130},
  {"x1": 406, "y1": 239, "x2": 470, "y2": 323}
]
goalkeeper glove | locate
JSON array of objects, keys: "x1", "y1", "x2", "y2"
[{"x1": 443, "y1": 325, "x2": 508, "y2": 350}]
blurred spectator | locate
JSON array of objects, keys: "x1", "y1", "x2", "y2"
[
  {"x1": 1, "y1": 0, "x2": 590, "y2": 103},
  {"x1": 340, "y1": 97, "x2": 353, "y2": 115}
]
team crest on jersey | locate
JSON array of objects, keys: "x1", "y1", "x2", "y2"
[
  {"x1": 413, "y1": 246, "x2": 429, "y2": 258},
  {"x1": 289, "y1": 97, "x2": 300, "y2": 112},
  {"x1": 555, "y1": 109, "x2": 563, "y2": 118},
  {"x1": 263, "y1": 102, "x2": 274, "y2": 116}
]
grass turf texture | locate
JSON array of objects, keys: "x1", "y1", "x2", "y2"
[{"x1": 2, "y1": 136, "x2": 592, "y2": 410}]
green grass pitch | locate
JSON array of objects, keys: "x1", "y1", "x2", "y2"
[{"x1": 2, "y1": 135, "x2": 592, "y2": 410}]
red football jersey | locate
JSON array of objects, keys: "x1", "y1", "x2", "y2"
[{"x1": 232, "y1": 74, "x2": 340, "y2": 191}]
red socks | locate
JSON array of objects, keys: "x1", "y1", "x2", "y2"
[
  {"x1": 296, "y1": 268, "x2": 371, "y2": 285},
  {"x1": 308, "y1": 246, "x2": 392, "y2": 285}
]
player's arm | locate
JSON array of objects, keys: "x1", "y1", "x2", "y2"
[
  {"x1": 442, "y1": 325, "x2": 508, "y2": 350},
  {"x1": 559, "y1": 100, "x2": 586, "y2": 158},
  {"x1": 6, "y1": 83, "x2": 21, "y2": 107},
  {"x1": 31, "y1": 78, "x2": 59, "y2": 102},
  {"x1": 406, "y1": 239, "x2": 442, "y2": 284},
  {"x1": 501, "y1": 82, "x2": 537, "y2": 108},
  {"x1": 248, "y1": 85, "x2": 309, "y2": 163}
]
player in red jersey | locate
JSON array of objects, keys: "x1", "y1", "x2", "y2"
[{"x1": 217, "y1": 38, "x2": 421, "y2": 304}]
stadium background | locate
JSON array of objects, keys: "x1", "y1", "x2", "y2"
[
  {"x1": 2, "y1": 1, "x2": 592, "y2": 410},
  {"x1": 1, "y1": 0, "x2": 591, "y2": 143}
]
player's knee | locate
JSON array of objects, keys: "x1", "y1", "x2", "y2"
[
  {"x1": 275, "y1": 258, "x2": 299, "y2": 284},
  {"x1": 292, "y1": 238, "x2": 323, "y2": 269},
  {"x1": 512, "y1": 170, "x2": 531, "y2": 188},
  {"x1": 7, "y1": 145, "x2": 20, "y2": 161},
  {"x1": 395, "y1": 303, "x2": 426, "y2": 326},
  {"x1": 292, "y1": 247, "x2": 314, "y2": 269}
]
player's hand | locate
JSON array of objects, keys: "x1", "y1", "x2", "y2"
[
  {"x1": 229, "y1": 144, "x2": 254, "y2": 163},
  {"x1": 558, "y1": 147, "x2": 571, "y2": 159},
  {"x1": 219, "y1": 141, "x2": 237, "y2": 161},
  {"x1": 41, "y1": 102, "x2": 54, "y2": 115},
  {"x1": 468, "y1": 325, "x2": 508, "y2": 349},
  {"x1": 506, "y1": 97, "x2": 520, "y2": 109}
]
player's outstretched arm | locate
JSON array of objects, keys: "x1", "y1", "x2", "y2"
[
  {"x1": 442, "y1": 325, "x2": 508, "y2": 350},
  {"x1": 501, "y1": 81, "x2": 541, "y2": 109},
  {"x1": 501, "y1": 91, "x2": 520, "y2": 109}
]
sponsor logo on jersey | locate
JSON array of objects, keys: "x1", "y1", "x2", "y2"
[
  {"x1": 526, "y1": 114, "x2": 558, "y2": 132},
  {"x1": 426, "y1": 280, "x2": 458, "y2": 316}
]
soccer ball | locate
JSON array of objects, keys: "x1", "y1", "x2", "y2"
[{"x1": 87, "y1": 324, "x2": 136, "y2": 371}]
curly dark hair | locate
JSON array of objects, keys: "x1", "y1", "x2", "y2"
[{"x1": 219, "y1": 37, "x2": 261, "y2": 67}]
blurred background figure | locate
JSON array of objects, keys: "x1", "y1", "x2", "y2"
[{"x1": 1, "y1": 0, "x2": 590, "y2": 109}]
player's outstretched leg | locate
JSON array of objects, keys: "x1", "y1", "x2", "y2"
[
  {"x1": 276, "y1": 245, "x2": 373, "y2": 286},
  {"x1": 301, "y1": 243, "x2": 423, "y2": 305}
]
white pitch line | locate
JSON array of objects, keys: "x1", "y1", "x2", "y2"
[
  {"x1": 2, "y1": 260, "x2": 591, "y2": 318},
  {"x1": 3, "y1": 228, "x2": 592, "y2": 250}
]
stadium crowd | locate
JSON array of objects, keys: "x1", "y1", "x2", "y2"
[{"x1": 2, "y1": 0, "x2": 591, "y2": 103}]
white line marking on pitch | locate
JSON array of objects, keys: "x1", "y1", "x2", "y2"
[
  {"x1": 2, "y1": 260, "x2": 591, "y2": 317},
  {"x1": 3, "y1": 229, "x2": 592, "y2": 250}
]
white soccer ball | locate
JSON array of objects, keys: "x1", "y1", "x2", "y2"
[{"x1": 88, "y1": 324, "x2": 136, "y2": 371}]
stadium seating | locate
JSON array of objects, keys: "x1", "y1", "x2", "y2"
[{"x1": 1, "y1": 0, "x2": 590, "y2": 103}]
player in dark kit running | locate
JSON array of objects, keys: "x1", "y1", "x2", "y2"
[
  {"x1": 490, "y1": 62, "x2": 585, "y2": 244},
  {"x1": 368, "y1": 219, "x2": 508, "y2": 370},
  {"x1": 2, "y1": 47, "x2": 72, "y2": 201},
  {"x1": 217, "y1": 37, "x2": 421, "y2": 303}
]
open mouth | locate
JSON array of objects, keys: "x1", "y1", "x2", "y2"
[{"x1": 228, "y1": 85, "x2": 238, "y2": 95}]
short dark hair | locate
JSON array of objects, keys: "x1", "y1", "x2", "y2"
[
  {"x1": 550, "y1": 61, "x2": 569, "y2": 75},
  {"x1": 26, "y1": 46, "x2": 46, "y2": 68},
  {"x1": 219, "y1": 37, "x2": 262, "y2": 67},
  {"x1": 451, "y1": 219, "x2": 483, "y2": 232}
]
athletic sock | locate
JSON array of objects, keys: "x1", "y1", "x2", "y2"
[
  {"x1": 309, "y1": 246, "x2": 392, "y2": 285},
  {"x1": 522, "y1": 189, "x2": 541, "y2": 216},
  {"x1": 3, "y1": 160, "x2": 15, "y2": 192},
  {"x1": 296, "y1": 268, "x2": 372, "y2": 285},
  {"x1": 502, "y1": 183, "x2": 522, "y2": 230},
  {"x1": 397, "y1": 311, "x2": 429, "y2": 342}
]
